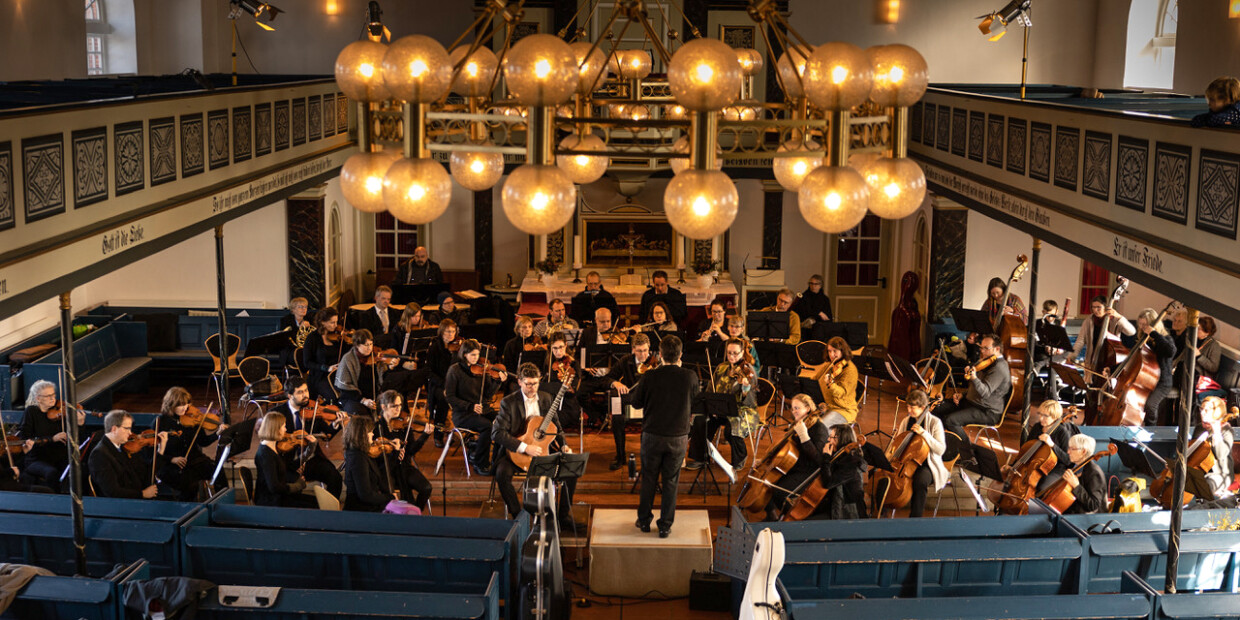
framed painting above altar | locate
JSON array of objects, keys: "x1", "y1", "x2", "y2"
[{"x1": 583, "y1": 219, "x2": 674, "y2": 267}]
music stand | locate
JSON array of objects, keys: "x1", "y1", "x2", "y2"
[
  {"x1": 960, "y1": 441, "x2": 1003, "y2": 481},
  {"x1": 584, "y1": 344, "x2": 628, "y2": 369},
  {"x1": 747, "y1": 311, "x2": 790, "y2": 341},
  {"x1": 1036, "y1": 323, "x2": 1073, "y2": 353},
  {"x1": 1114, "y1": 440, "x2": 1160, "y2": 480},
  {"x1": 244, "y1": 329, "x2": 294, "y2": 359},
  {"x1": 861, "y1": 442, "x2": 894, "y2": 473},
  {"x1": 855, "y1": 348, "x2": 901, "y2": 441},
  {"x1": 393, "y1": 283, "x2": 451, "y2": 306},
  {"x1": 528, "y1": 452, "x2": 590, "y2": 539},
  {"x1": 689, "y1": 393, "x2": 736, "y2": 498},
  {"x1": 950, "y1": 308, "x2": 997, "y2": 337}
]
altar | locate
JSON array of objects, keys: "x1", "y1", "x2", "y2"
[{"x1": 517, "y1": 275, "x2": 738, "y2": 319}]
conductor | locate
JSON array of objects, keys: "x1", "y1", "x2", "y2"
[{"x1": 629, "y1": 335, "x2": 700, "y2": 538}]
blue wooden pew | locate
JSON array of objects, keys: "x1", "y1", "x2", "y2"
[
  {"x1": 778, "y1": 533, "x2": 1085, "y2": 599},
  {"x1": 194, "y1": 572, "x2": 502, "y2": 620},
  {"x1": 786, "y1": 571, "x2": 1158, "y2": 620},
  {"x1": 0, "y1": 490, "x2": 204, "y2": 521},
  {"x1": 1059, "y1": 509, "x2": 1238, "y2": 535},
  {"x1": 737, "y1": 505, "x2": 1055, "y2": 541},
  {"x1": 22, "y1": 321, "x2": 151, "y2": 411},
  {"x1": 0, "y1": 559, "x2": 148, "y2": 620},
  {"x1": 1067, "y1": 516, "x2": 1240, "y2": 594}
]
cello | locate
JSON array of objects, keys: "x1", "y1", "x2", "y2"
[
  {"x1": 1039, "y1": 444, "x2": 1116, "y2": 513},
  {"x1": 870, "y1": 403, "x2": 934, "y2": 512},
  {"x1": 736, "y1": 407, "x2": 822, "y2": 517},
  {"x1": 1148, "y1": 431, "x2": 1217, "y2": 508},
  {"x1": 781, "y1": 435, "x2": 865, "y2": 521},
  {"x1": 1094, "y1": 300, "x2": 1178, "y2": 427},
  {"x1": 992, "y1": 255, "x2": 1030, "y2": 412},
  {"x1": 994, "y1": 406, "x2": 1082, "y2": 515}
]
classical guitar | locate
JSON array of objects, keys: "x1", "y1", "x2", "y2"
[{"x1": 509, "y1": 382, "x2": 570, "y2": 470}]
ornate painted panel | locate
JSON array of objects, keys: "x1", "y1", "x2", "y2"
[
  {"x1": 72, "y1": 127, "x2": 108, "y2": 208},
  {"x1": 1005, "y1": 118, "x2": 1027, "y2": 175},
  {"x1": 1196, "y1": 149, "x2": 1239, "y2": 239},
  {"x1": 114, "y1": 120, "x2": 145, "y2": 195},
  {"x1": 292, "y1": 98, "x2": 307, "y2": 147},
  {"x1": 1152, "y1": 142, "x2": 1191, "y2": 225},
  {"x1": 922, "y1": 103, "x2": 936, "y2": 146},
  {"x1": 232, "y1": 105, "x2": 252, "y2": 164},
  {"x1": 179, "y1": 113, "x2": 204, "y2": 178},
  {"x1": 967, "y1": 111, "x2": 984, "y2": 162},
  {"x1": 207, "y1": 109, "x2": 229, "y2": 170},
  {"x1": 935, "y1": 105, "x2": 950, "y2": 152},
  {"x1": 951, "y1": 107, "x2": 966, "y2": 157},
  {"x1": 1114, "y1": 135, "x2": 1148, "y2": 212},
  {"x1": 0, "y1": 141, "x2": 13, "y2": 231},
  {"x1": 255, "y1": 102, "x2": 272, "y2": 157},
  {"x1": 1053, "y1": 126, "x2": 1079, "y2": 192},
  {"x1": 23, "y1": 134, "x2": 65, "y2": 222},
  {"x1": 986, "y1": 114, "x2": 1004, "y2": 168},
  {"x1": 275, "y1": 100, "x2": 290, "y2": 151},
  {"x1": 1029, "y1": 122, "x2": 1051, "y2": 183},
  {"x1": 1081, "y1": 131, "x2": 1111, "y2": 202},
  {"x1": 308, "y1": 95, "x2": 322, "y2": 142}
]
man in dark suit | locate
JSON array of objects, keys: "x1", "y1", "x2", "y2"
[
  {"x1": 357, "y1": 285, "x2": 401, "y2": 347},
  {"x1": 639, "y1": 270, "x2": 688, "y2": 325},
  {"x1": 491, "y1": 363, "x2": 576, "y2": 523},
  {"x1": 271, "y1": 378, "x2": 344, "y2": 498},
  {"x1": 396, "y1": 246, "x2": 444, "y2": 285},
  {"x1": 570, "y1": 271, "x2": 619, "y2": 327},
  {"x1": 628, "y1": 335, "x2": 699, "y2": 537},
  {"x1": 89, "y1": 410, "x2": 160, "y2": 499}
]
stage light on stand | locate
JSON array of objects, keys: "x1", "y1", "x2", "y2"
[
  {"x1": 978, "y1": 0, "x2": 1031, "y2": 42},
  {"x1": 230, "y1": 0, "x2": 281, "y2": 30}
]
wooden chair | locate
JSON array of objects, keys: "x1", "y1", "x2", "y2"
[
  {"x1": 434, "y1": 408, "x2": 481, "y2": 478},
  {"x1": 205, "y1": 332, "x2": 243, "y2": 405},
  {"x1": 237, "y1": 355, "x2": 287, "y2": 418}
]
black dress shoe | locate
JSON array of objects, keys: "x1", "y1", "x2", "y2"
[
  {"x1": 635, "y1": 519, "x2": 651, "y2": 533},
  {"x1": 658, "y1": 527, "x2": 671, "y2": 538},
  {"x1": 608, "y1": 459, "x2": 624, "y2": 471},
  {"x1": 433, "y1": 433, "x2": 445, "y2": 449}
]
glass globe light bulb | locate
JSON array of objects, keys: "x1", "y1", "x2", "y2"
[
  {"x1": 776, "y1": 46, "x2": 812, "y2": 101},
  {"x1": 772, "y1": 139, "x2": 824, "y2": 191},
  {"x1": 804, "y1": 42, "x2": 873, "y2": 111},
  {"x1": 502, "y1": 164, "x2": 577, "y2": 235},
  {"x1": 668, "y1": 37, "x2": 742, "y2": 111},
  {"x1": 382, "y1": 157, "x2": 453, "y2": 224},
  {"x1": 614, "y1": 49, "x2": 652, "y2": 80},
  {"x1": 798, "y1": 165, "x2": 870, "y2": 233},
  {"x1": 556, "y1": 133, "x2": 608, "y2": 184},
  {"x1": 449, "y1": 147, "x2": 504, "y2": 191},
  {"x1": 502, "y1": 34, "x2": 578, "y2": 106},
  {"x1": 569, "y1": 41, "x2": 609, "y2": 95},
  {"x1": 868, "y1": 44, "x2": 930, "y2": 107},
  {"x1": 735, "y1": 48, "x2": 764, "y2": 77},
  {"x1": 665, "y1": 104, "x2": 688, "y2": 120},
  {"x1": 381, "y1": 35, "x2": 452, "y2": 103},
  {"x1": 669, "y1": 136, "x2": 722, "y2": 174},
  {"x1": 860, "y1": 156, "x2": 926, "y2": 219},
  {"x1": 627, "y1": 104, "x2": 650, "y2": 121},
  {"x1": 449, "y1": 46, "x2": 499, "y2": 97},
  {"x1": 340, "y1": 150, "x2": 400, "y2": 213},
  {"x1": 664, "y1": 170, "x2": 739, "y2": 239},
  {"x1": 335, "y1": 40, "x2": 391, "y2": 102}
]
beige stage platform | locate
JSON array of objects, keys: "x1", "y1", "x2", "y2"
[{"x1": 588, "y1": 508, "x2": 713, "y2": 597}]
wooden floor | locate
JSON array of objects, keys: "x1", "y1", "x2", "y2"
[{"x1": 111, "y1": 377, "x2": 1029, "y2": 619}]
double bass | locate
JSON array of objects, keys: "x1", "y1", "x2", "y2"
[
  {"x1": 1082, "y1": 277, "x2": 1130, "y2": 423},
  {"x1": 1148, "y1": 431, "x2": 1217, "y2": 508},
  {"x1": 1094, "y1": 300, "x2": 1177, "y2": 427},
  {"x1": 992, "y1": 255, "x2": 1029, "y2": 412}
]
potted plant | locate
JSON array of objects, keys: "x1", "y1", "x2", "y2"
[
  {"x1": 536, "y1": 260, "x2": 559, "y2": 286},
  {"x1": 692, "y1": 258, "x2": 720, "y2": 288}
]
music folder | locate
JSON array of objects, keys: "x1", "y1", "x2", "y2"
[
  {"x1": 950, "y1": 307, "x2": 997, "y2": 336},
  {"x1": 747, "y1": 311, "x2": 791, "y2": 341},
  {"x1": 528, "y1": 452, "x2": 590, "y2": 482}
]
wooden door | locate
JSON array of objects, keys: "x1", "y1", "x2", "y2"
[{"x1": 828, "y1": 214, "x2": 894, "y2": 345}]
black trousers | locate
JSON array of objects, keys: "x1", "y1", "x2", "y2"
[
  {"x1": 936, "y1": 399, "x2": 1001, "y2": 445},
  {"x1": 1144, "y1": 383, "x2": 1174, "y2": 426},
  {"x1": 299, "y1": 453, "x2": 343, "y2": 498},
  {"x1": 638, "y1": 433, "x2": 688, "y2": 531},
  {"x1": 908, "y1": 462, "x2": 934, "y2": 518},
  {"x1": 494, "y1": 456, "x2": 577, "y2": 519},
  {"x1": 688, "y1": 414, "x2": 747, "y2": 467},
  {"x1": 157, "y1": 450, "x2": 216, "y2": 501},
  {"x1": 21, "y1": 458, "x2": 64, "y2": 493}
]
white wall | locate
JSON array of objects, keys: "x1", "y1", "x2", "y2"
[
  {"x1": 430, "y1": 185, "x2": 476, "y2": 271},
  {"x1": 0, "y1": 0, "x2": 89, "y2": 81},
  {"x1": 1172, "y1": 0, "x2": 1240, "y2": 95},
  {"x1": 963, "y1": 210, "x2": 1082, "y2": 317}
]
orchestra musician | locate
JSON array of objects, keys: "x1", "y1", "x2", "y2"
[
  {"x1": 981, "y1": 276, "x2": 1027, "y2": 324},
  {"x1": 357, "y1": 286, "x2": 401, "y2": 347},
  {"x1": 598, "y1": 333, "x2": 656, "y2": 470},
  {"x1": 156, "y1": 387, "x2": 226, "y2": 501},
  {"x1": 936, "y1": 335, "x2": 1011, "y2": 446},
  {"x1": 1196, "y1": 396, "x2": 1234, "y2": 500},
  {"x1": 534, "y1": 299, "x2": 579, "y2": 339},
  {"x1": 1006, "y1": 400, "x2": 1077, "y2": 493},
  {"x1": 764, "y1": 394, "x2": 829, "y2": 520},
  {"x1": 253, "y1": 412, "x2": 318, "y2": 509},
  {"x1": 88, "y1": 410, "x2": 163, "y2": 499},
  {"x1": 726, "y1": 315, "x2": 761, "y2": 377},
  {"x1": 694, "y1": 338, "x2": 759, "y2": 470},
  {"x1": 424, "y1": 319, "x2": 461, "y2": 448},
  {"x1": 578, "y1": 307, "x2": 615, "y2": 347},
  {"x1": 639, "y1": 270, "x2": 689, "y2": 326},
  {"x1": 18, "y1": 380, "x2": 82, "y2": 493},
  {"x1": 759, "y1": 288, "x2": 801, "y2": 345},
  {"x1": 542, "y1": 331, "x2": 583, "y2": 430},
  {"x1": 1071, "y1": 296, "x2": 1136, "y2": 365},
  {"x1": 272, "y1": 378, "x2": 344, "y2": 499},
  {"x1": 502, "y1": 316, "x2": 543, "y2": 376},
  {"x1": 491, "y1": 363, "x2": 577, "y2": 524},
  {"x1": 1135, "y1": 307, "x2": 1178, "y2": 426},
  {"x1": 640, "y1": 302, "x2": 679, "y2": 338},
  {"x1": 1031, "y1": 299, "x2": 1069, "y2": 400},
  {"x1": 570, "y1": 271, "x2": 619, "y2": 327},
  {"x1": 1059, "y1": 434, "x2": 1107, "y2": 514},
  {"x1": 280, "y1": 297, "x2": 313, "y2": 365},
  {"x1": 302, "y1": 308, "x2": 343, "y2": 401},
  {"x1": 390, "y1": 303, "x2": 428, "y2": 358},
  {"x1": 630, "y1": 336, "x2": 699, "y2": 538},
  {"x1": 1192, "y1": 316, "x2": 1225, "y2": 404},
  {"x1": 894, "y1": 389, "x2": 948, "y2": 518},
  {"x1": 333, "y1": 329, "x2": 385, "y2": 415},
  {"x1": 697, "y1": 301, "x2": 729, "y2": 344},
  {"x1": 429, "y1": 294, "x2": 470, "y2": 326},
  {"x1": 374, "y1": 390, "x2": 434, "y2": 512},
  {"x1": 791, "y1": 274, "x2": 833, "y2": 335},
  {"x1": 445, "y1": 339, "x2": 508, "y2": 475},
  {"x1": 819, "y1": 337, "x2": 859, "y2": 427},
  {"x1": 342, "y1": 416, "x2": 395, "y2": 512},
  {"x1": 396, "y1": 246, "x2": 444, "y2": 285},
  {"x1": 812, "y1": 424, "x2": 868, "y2": 520}
]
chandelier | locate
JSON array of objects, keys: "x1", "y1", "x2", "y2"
[{"x1": 333, "y1": 0, "x2": 929, "y2": 239}]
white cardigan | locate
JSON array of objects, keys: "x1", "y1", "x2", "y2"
[{"x1": 898, "y1": 413, "x2": 950, "y2": 491}]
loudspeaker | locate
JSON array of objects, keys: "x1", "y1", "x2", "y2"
[{"x1": 688, "y1": 570, "x2": 730, "y2": 612}]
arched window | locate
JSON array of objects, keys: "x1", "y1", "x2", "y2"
[
  {"x1": 85, "y1": 0, "x2": 137, "y2": 76},
  {"x1": 1123, "y1": 0, "x2": 1177, "y2": 90},
  {"x1": 913, "y1": 213, "x2": 928, "y2": 301},
  {"x1": 328, "y1": 204, "x2": 343, "y2": 303}
]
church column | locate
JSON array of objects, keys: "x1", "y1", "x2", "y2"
[
  {"x1": 927, "y1": 197, "x2": 967, "y2": 321},
  {"x1": 286, "y1": 188, "x2": 326, "y2": 309},
  {"x1": 58, "y1": 291, "x2": 87, "y2": 576},
  {"x1": 474, "y1": 189, "x2": 493, "y2": 286}
]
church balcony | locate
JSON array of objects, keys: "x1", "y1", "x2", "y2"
[
  {"x1": 909, "y1": 85, "x2": 1240, "y2": 327},
  {"x1": 0, "y1": 74, "x2": 352, "y2": 316}
]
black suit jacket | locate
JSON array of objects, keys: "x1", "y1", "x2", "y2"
[
  {"x1": 89, "y1": 439, "x2": 146, "y2": 499},
  {"x1": 492, "y1": 390, "x2": 556, "y2": 456},
  {"x1": 343, "y1": 448, "x2": 393, "y2": 511},
  {"x1": 628, "y1": 364, "x2": 700, "y2": 437},
  {"x1": 570, "y1": 288, "x2": 619, "y2": 326},
  {"x1": 356, "y1": 306, "x2": 402, "y2": 346},
  {"x1": 1065, "y1": 460, "x2": 1107, "y2": 514},
  {"x1": 639, "y1": 287, "x2": 689, "y2": 324}
]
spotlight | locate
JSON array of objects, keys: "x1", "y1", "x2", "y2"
[
  {"x1": 365, "y1": 1, "x2": 391, "y2": 42},
  {"x1": 977, "y1": 0, "x2": 1031, "y2": 41},
  {"x1": 230, "y1": 0, "x2": 281, "y2": 31}
]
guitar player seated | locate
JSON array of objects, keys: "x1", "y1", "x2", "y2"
[{"x1": 492, "y1": 362, "x2": 578, "y2": 527}]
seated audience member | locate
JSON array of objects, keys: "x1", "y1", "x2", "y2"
[{"x1": 1191, "y1": 76, "x2": 1240, "y2": 128}]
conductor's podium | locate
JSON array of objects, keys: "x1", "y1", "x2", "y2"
[{"x1": 588, "y1": 508, "x2": 712, "y2": 597}]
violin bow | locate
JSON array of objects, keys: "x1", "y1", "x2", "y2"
[
  {"x1": 403, "y1": 387, "x2": 423, "y2": 448},
  {"x1": 0, "y1": 405, "x2": 17, "y2": 473},
  {"x1": 151, "y1": 417, "x2": 160, "y2": 488}
]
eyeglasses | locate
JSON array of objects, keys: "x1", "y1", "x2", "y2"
[
  {"x1": 120, "y1": 426, "x2": 133, "y2": 431},
  {"x1": 38, "y1": 394, "x2": 56, "y2": 400}
]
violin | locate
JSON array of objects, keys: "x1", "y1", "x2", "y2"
[
  {"x1": 782, "y1": 436, "x2": 866, "y2": 522},
  {"x1": 325, "y1": 328, "x2": 355, "y2": 345},
  {"x1": 368, "y1": 348, "x2": 415, "y2": 367},
  {"x1": 637, "y1": 354, "x2": 662, "y2": 375},
  {"x1": 602, "y1": 319, "x2": 630, "y2": 345},
  {"x1": 446, "y1": 337, "x2": 463, "y2": 353},
  {"x1": 45, "y1": 400, "x2": 103, "y2": 422},
  {"x1": 470, "y1": 362, "x2": 507, "y2": 380},
  {"x1": 300, "y1": 400, "x2": 348, "y2": 426},
  {"x1": 367, "y1": 438, "x2": 399, "y2": 459},
  {"x1": 550, "y1": 355, "x2": 577, "y2": 384},
  {"x1": 964, "y1": 354, "x2": 998, "y2": 381},
  {"x1": 523, "y1": 336, "x2": 547, "y2": 352},
  {"x1": 276, "y1": 429, "x2": 314, "y2": 453},
  {"x1": 179, "y1": 405, "x2": 222, "y2": 433},
  {"x1": 123, "y1": 429, "x2": 182, "y2": 455},
  {"x1": 1039, "y1": 444, "x2": 1117, "y2": 513},
  {"x1": 4, "y1": 436, "x2": 47, "y2": 455},
  {"x1": 388, "y1": 410, "x2": 431, "y2": 434}
]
